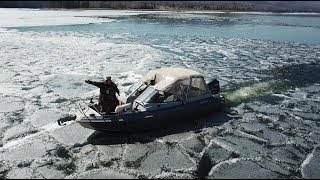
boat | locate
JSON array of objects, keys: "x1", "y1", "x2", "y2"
[{"x1": 59, "y1": 67, "x2": 224, "y2": 132}]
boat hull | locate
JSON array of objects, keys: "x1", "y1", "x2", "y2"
[{"x1": 76, "y1": 95, "x2": 224, "y2": 132}]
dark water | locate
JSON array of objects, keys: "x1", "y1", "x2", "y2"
[{"x1": 14, "y1": 12, "x2": 320, "y2": 45}]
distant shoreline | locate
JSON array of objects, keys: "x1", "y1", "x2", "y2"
[
  {"x1": 7, "y1": 8, "x2": 320, "y2": 15},
  {"x1": 1, "y1": 1, "x2": 320, "y2": 13}
]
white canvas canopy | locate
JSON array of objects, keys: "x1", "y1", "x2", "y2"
[{"x1": 140, "y1": 67, "x2": 203, "y2": 92}]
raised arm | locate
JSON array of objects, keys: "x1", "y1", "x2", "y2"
[{"x1": 85, "y1": 80, "x2": 103, "y2": 88}]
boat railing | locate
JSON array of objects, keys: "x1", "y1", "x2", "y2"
[{"x1": 74, "y1": 101, "x2": 92, "y2": 123}]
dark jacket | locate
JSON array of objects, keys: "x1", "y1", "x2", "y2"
[{"x1": 86, "y1": 80, "x2": 120, "y2": 102}]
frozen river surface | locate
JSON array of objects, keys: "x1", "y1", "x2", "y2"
[{"x1": 0, "y1": 8, "x2": 320, "y2": 178}]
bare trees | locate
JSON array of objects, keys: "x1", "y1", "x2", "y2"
[{"x1": 1, "y1": 1, "x2": 320, "y2": 12}]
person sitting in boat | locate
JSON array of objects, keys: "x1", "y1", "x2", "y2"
[
  {"x1": 164, "y1": 82, "x2": 187, "y2": 102},
  {"x1": 174, "y1": 82, "x2": 187, "y2": 101},
  {"x1": 85, "y1": 76, "x2": 120, "y2": 114}
]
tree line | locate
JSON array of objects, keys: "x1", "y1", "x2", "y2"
[{"x1": 0, "y1": 1, "x2": 319, "y2": 12}]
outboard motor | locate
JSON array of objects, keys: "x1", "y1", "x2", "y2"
[{"x1": 208, "y1": 79, "x2": 220, "y2": 94}]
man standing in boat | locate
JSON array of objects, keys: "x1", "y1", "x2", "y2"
[{"x1": 85, "y1": 76, "x2": 120, "y2": 114}]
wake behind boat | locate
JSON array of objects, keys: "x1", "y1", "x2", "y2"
[{"x1": 59, "y1": 67, "x2": 224, "y2": 132}]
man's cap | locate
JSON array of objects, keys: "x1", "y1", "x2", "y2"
[{"x1": 106, "y1": 76, "x2": 111, "y2": 80}]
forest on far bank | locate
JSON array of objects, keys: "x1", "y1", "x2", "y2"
[{"x1": 1, "y1": 1, "x2": 320, "y2": 12}]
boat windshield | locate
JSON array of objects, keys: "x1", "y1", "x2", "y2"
[
  {"x1": 135, "y1": 86, "x2": 158, "y2": 103},
  {"x1": 125, "y1": 82, "x2": 145, "y2": 96}
]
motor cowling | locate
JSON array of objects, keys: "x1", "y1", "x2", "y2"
[{"x1": 208, "y1": 79, "x2": 220, "y2": 94}]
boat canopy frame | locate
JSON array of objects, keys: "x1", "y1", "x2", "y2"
[{"x1": 134, "y1": 69, "x2": 212, "y2": 105}]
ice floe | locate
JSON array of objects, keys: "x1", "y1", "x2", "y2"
[{"x1": 301, "y1": 145, "x2": 320, "y2": 179}]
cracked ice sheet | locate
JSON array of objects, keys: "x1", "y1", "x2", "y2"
[
  {"x1": 6, "y1": 167, "x2": 33, "y2": 179},
  {"x1": 65, "y1": 169, "x2": 136, "y2": 179},
  {"x1": 0, "y1": 96, "x2": 25, "y2": 113},
  {"x1": 123, "y1": 142, "x2": 195, "y2": 177},
  {"x1": 0, "y1": 8, "x2": 170, "y2": 28},
  {"x1": 212, "y1": 135, "x2": 268, "y2": 158},
  {"x1": 0, "y1": 133, "x2": 55, "y2": 161},
  {"x1": 51, "y1": 122, "x2": 94, "y2": 147},
  {"x1": 2, "y1": 123, "x2": 38, "y2": 143},
  {"x1": 208, "y1": 158, "x2": 281, "y2": 179},
  {"x1": 301, "y1": 145, "x2": 320, "y2": 179},
  {"x1": 25, "y1": 109, "x2": 64, "y2": 128},
  {"x1": 0, "y1": 31, "x2": 174, "y2": 100}
]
